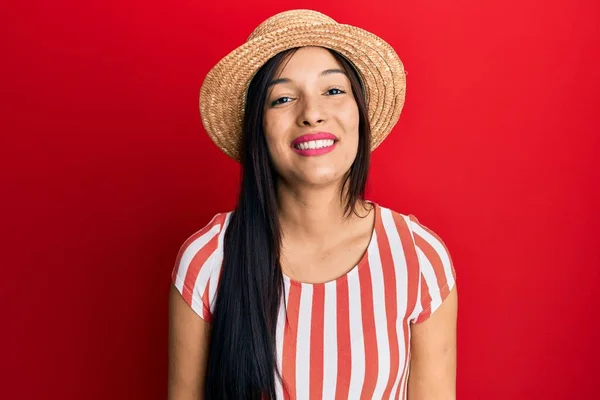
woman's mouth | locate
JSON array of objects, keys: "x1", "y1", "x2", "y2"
[
  {"x1": 290, "y1": 132, "x2": 339, "y2": 157},
  {"x1": 293, "y1": 139, "x2": 335, "y2": 150}
]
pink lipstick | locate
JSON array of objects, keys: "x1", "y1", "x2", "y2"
[{"x1": 291, "y1": 132, "x2": 338, "y2": 157}]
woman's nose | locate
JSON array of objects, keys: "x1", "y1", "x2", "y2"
[{"x1": 297, "y1": 97, "x2": 326, "y2": 126}]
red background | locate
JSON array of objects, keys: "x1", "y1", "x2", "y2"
[{"x1": 2, "y1": 0, "x2": 599, "y2": 398}]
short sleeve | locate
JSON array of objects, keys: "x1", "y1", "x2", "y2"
[
  {"x1": 171, "y1": 212, "x2": 228, "y2": 323},
  {"x1": 408, "y1": 214, "x2": 457, "y2": 324}
]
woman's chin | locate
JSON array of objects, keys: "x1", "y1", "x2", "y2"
[{"x1": 296, "y1": 168, "x2": 344, "y2": 187}]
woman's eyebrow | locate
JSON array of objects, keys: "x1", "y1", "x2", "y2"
[{"x1": 268, "y1": 68, "x2": 347, "y2": 87}]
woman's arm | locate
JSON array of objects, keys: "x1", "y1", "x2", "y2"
[
  {"x1": 168, "y1": 284, "x2": 211, "y2": 400},
  {"x1": 407, "y1": 285, "x2": 458, "y2": 400}
]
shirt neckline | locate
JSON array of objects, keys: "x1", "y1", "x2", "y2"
[{"x1": 281, "y1": 200, "x2": 380, "y2": 288}]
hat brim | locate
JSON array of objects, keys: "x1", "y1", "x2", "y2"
[{"x1": 199, "y1": 23, "x2": 406, "y2": 162}]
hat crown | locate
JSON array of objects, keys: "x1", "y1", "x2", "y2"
[{"x1": 248, "y1": 9, "x2": 337, "y2": 41}]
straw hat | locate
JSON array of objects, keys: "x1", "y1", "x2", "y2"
[{"x1": 199, "y1": 9, "x2": 406, "y2": 162}]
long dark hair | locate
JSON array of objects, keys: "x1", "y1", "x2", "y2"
[{"x1": 204, "y1": 47, "x2": 372, "y2": 399}]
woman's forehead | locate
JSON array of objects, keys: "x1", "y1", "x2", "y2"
[{"x1": 273, "y1": 47, "x2": 346, "y2": 83}]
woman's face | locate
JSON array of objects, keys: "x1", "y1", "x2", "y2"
[{"x1": 263, "y1": 46, "x2": 360, "y2": 188}]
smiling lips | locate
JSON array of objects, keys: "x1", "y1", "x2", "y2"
[{"x1": 291, "y1": 132, "x2": 338, "y2": 156}]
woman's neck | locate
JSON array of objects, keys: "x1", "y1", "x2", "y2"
[{"x1": 275, "y1": 182, "x2": 368, "y2": 246}]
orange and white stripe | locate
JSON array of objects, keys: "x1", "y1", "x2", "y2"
[{"x1": 172, "y1": 202, "x2": 456, "y2": 399}]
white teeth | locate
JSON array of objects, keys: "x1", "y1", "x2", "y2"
[{"x1": 296, "y1": 139, "x2": 335, "y2": 150}]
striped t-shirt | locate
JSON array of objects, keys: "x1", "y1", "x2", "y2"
[{"x1": 171, "y1": 201, "x2": 456, "y2": 400}]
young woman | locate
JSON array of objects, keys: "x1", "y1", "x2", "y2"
[{"x1": 169, "y1": 9, "x2": 458, "y2": 400}]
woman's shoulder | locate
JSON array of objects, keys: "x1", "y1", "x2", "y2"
[
  {"x1": 374, "y1": 201, "x2": 456, "y2": 323},
  {"x1": 372, "y1": 200, "x2": 419, "y2": 232},
  {"x1": 180, "y1": 211, "x2": 233, "y2": 248},
  {"x1": 373, "y1": 200, "x2": 454, "y2": 271},
  {"x1": 170, "y1": 210, "x2": 233, "y2": 322},
  {"x1": 374, "y1": 201, "x2": 444, "y2": 238}
]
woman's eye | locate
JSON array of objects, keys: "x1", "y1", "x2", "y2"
[
  {"x1": 327, "y1": 88, "x2": 346, "y2": 95},
  {"x1": 271, "y1": 97, "x2": 292, "y2": 106}
]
